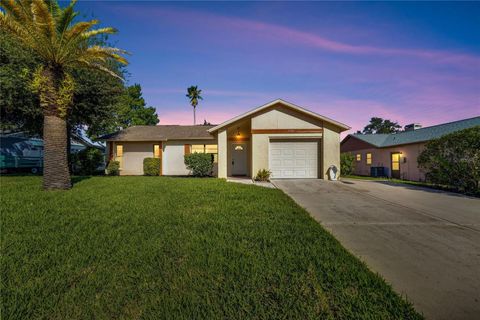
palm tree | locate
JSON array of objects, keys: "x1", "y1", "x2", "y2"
[
  {"x1": 0, "y1": 0, "x2": 128, "y2": 190},
  {"x1": 186, "y1": 86, "x2": 203, "y2": 125}
]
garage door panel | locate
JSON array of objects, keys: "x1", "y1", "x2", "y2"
[
  {"x1": 283, "y1": 170, "x2": 294, "y2": 177},
  {"x1": 269, "y1": 141, "x2": 318, "y2": 179},
  {"x1": 270, "y1": 159, "x2": 282, "y2": 167},
  {"x1": 270, "y1": 149, "x2": 282, "y2": 156},
  {"x1": 295, "y1": 159, "x2": 306, "y2": 166},
  {"x1": 295, "y1": 149, "x2": 306, "y2": 156},
  {"x1": 294, "y1": 169, "x2": 307, "y2": 177}
]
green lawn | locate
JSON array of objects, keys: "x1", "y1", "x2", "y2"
[{"x1": 1, "y1": 176, "x2": 421, "y2": 319}]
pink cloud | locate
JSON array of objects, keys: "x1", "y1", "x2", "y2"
[{"x1": 121, "y1": 6, "x2": 480, "y2": 68}]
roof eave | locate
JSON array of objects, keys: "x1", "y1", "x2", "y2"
[
  {"x1": 342, "y1": 134, "x2": 382, "y2": 148},
  {"x1": 208, "y1": 99, "x2": 351, "y2": 133}
]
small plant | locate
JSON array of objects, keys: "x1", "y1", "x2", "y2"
[
  {"x1": 106, "y1": 161, "x2": 120, "y2": 176},
  {"x1": 255, "y1": 169, "x2": 272, "y2": 181},
  {"x1": 143, "y1": 158, "x2": 161, "y2": 176},
  {"x1": 71, "y1": 147, "x2": 104, "y2": 175},
  {"x1": 184, "y1": 153, "x2": 213, "y2": 177},
  {"x1": 340, "y1": 153, "x2": 355, "y2": 176}
]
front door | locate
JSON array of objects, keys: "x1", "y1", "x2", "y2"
[
  {"x1": 391, "y1": 152, "x2": 401, "y2": 179},
  {"x1": 231, "y1": 143, "x2": 247, "y2": 176}
]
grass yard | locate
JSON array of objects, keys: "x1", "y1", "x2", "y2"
[{"x1": 1, "y1": 176, "x2": 421, "y2": 319}]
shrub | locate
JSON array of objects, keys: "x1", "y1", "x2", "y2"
[
  {"x1": 106, "y1": 160, "x2": 120, "y2": 176},
  {"x1": 72, "y1": 147, "x2": 104, "y2": 175},
  {"x1": 184, "y1": 153, "x2": 213, "y2": 177},
  {"x1": 143, "y1": 157, "x2": 161, "y2": 176},
  {"x1": 340, "y1": 153, "x2": 355, "y2": 176},
  {"x1": 418, "y1": 126, "x2": 480, "y2": 195},
  {"x1": 255, "y1": 169, "x2": 271, "y2": 181}
]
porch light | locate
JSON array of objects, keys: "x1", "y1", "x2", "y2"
[{"x1": 236, "y1": 127, "x2": 241, "y2": 137}]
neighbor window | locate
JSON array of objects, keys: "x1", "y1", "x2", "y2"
[
  {"x1": 191, "y1": 144, "x2": 218, "y2": 163},
  {"x1": 356, "y1": 154, "x2": 361, "y2": 161},
  {"x1": 153, "y1": 144, "x2": 161, "y2": 158},
  {"x1": 366, "y1": 153, "x2": 372, "y2": 165}
]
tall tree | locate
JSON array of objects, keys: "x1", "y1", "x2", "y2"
[
  {"x1": 186, "y1": 85, "x2": 202, "y2": 125},
  {"x1": 1, "y1": 31, "x2": 158, "y2": 139},
  {"x1": 0, "y1": 0, "x2": 128, "y2": 189},
  {"x1": 115, "y1": 84, "x2": 159, "y2": 129},
  {"x1": 362, "y1": 117, "x2": 401, "y2": 134}
]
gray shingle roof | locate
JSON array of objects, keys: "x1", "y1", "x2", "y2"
[
  {"x1": 99, "y1": 125, "x2": 216, "y2": 141},
  {"x1": 349, "y1": 116, "x2": 480, "y2": 147}
]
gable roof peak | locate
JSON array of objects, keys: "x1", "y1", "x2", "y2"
[{"x1": 208, "y1": 99, "x2": 350, "y2": 133}]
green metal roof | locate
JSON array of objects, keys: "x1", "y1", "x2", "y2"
[{"x1": 349, "y1": 116, "x2": 480, "y2": 147}]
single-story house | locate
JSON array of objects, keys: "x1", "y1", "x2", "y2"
[
  {"x1": 340, "y1": 117, "x2": 480, "y2": 181},
  {"x1": 100, "y1": 99, "x2": 350, "y2": 179}
]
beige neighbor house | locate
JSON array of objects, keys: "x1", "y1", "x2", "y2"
[
  {"x1": 101, "y1": 99, "x2": 350, "y2": 179},
  {"x1": 341, "y1": 117, "x2": 480, "y2": 181}
]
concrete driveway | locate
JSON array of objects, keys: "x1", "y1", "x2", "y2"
[{"x1": 273, "y1": 178, "x2": 480, "y2": 320}]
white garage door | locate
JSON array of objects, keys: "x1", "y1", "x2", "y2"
[{"x1": 269, "y1": 141, "x2": 318, "y2": 178}]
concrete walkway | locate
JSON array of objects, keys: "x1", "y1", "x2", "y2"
[{"x1": 273, "y1": 178, "x2": 480, "y2": 320}]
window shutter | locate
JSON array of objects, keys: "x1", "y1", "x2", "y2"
[{"x1": 184, "y1": 144, "x2": 191, "y2": 155}]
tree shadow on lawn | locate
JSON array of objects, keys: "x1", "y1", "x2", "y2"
[{"x1": 71, "y1": 176, "x2": 92, "y2": 185}]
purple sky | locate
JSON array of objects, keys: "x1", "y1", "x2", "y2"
[{"x1": 77, "y1": 1, "x2": 480, "y2": 134}]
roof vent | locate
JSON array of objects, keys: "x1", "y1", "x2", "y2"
[{"x1": 404, "y1": 123, "x2": 422, "y2": 131}]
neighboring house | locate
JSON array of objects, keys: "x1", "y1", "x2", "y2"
[
  {"x1": 341, "y1": 117, "x2": 480, "y2": 181},
  {"x1": 0, "y1": 131, "x2": 104, "y2": 173},
  {"x1": 100, "y1": 99, "x2": 350, "y2": 178}
]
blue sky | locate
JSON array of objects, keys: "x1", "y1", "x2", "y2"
[{"x1": 76, "y1": 1, "x2": 480, "y2": 133}]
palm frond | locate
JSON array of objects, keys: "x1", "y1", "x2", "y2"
[
  {"x1": 1, "y1": 0, "x2": 128, "y2": 82},
  {"x1": 56, "y1": 0, "x2": 77, "y2": 36},
  {"x1": 80, "y1": 46, "x2": 129, "y2": 65},
  {"x1": 31, "y1": 0, "x2": 56, "y2": 40},
  {"x1": 87, "y1": 45, "x2": 129, "y2": 56},
  {"x1": 43, "y1": 0, "x2": 60, "y2": 16},
  {"x1": 0, "y1": 0, "x2": 28, "y2": 23},
  {"x1": 81, "y1": 27, "x2": 117, "y2": 40},
  {"x1": 77, "y1": 59, "x2": 124, "y2": 80},
  {"x1": 65, "y1": 19, "x2": 98, "y2": 41},
  {"x1": 0, "y1": 10, "x2": 32, "y2": 43}
]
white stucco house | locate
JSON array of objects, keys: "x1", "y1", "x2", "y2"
[{"x1": 101, "y1": 99, "x2": 350, "y2": 179}]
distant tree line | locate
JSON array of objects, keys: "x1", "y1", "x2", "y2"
[{"x1": 356, "y1": 117, "x2": 402, "y2": 134}]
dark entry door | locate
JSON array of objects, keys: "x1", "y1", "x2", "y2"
[{"x1": 391, "y1": 153, "x2": 401, "y2": 179}]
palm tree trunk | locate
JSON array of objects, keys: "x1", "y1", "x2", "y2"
[
  {"x1": 194, "y1": 106, "x2": 196, "y2": 125},
  {"x1": 41, "y1": 67, "x2": 71, "y2": 190},
  {"x1": 67, "y1": 122, "x2": 72, "y2": 174}
]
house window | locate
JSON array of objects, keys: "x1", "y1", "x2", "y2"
[
  {"x1": 356, "y1": 154, "x2": 361, "y2": 161},
  {"x1": 205, "y1": 145, "x2": 218, "y2": 154},
  {"x1": 191, "y1": 144, "x2": 218, "y2": 163},
  {"x1": 366, "y1": 153, "x2": 372, "y2": 165},
  {"x1": 206, "y1": 145, "x2": 218, "y2": 163},
  {"x1": 115, "y1": 144, "x2": 123, "y2": 169},
  {"x1": 191, "y1": 144, "x2": 205, "y2": 153},
  {"x1": 116, "y1": 144, "x2": 123, "y2": 157},
  {"x1": 153, "y1": 144, "x2": 161, "y2": 158}
]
